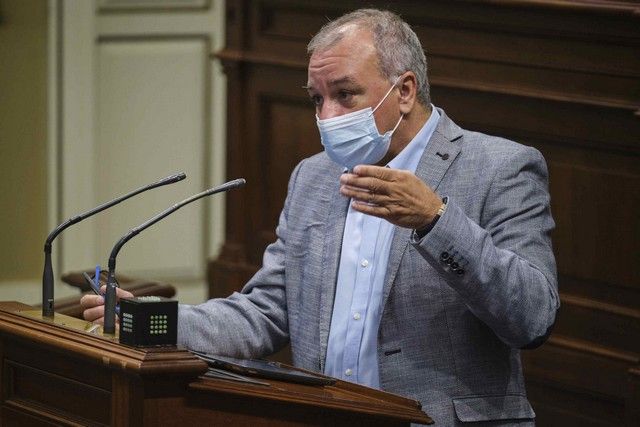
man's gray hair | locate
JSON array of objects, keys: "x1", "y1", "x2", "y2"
[{"x1": 307, "y1": 9, "x2": 430, "y2": 106}]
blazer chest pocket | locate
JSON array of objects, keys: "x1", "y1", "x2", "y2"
[{"x1": 452, "y1": 394, "x2": 535, "y2": 423}]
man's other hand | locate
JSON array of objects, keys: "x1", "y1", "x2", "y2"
[
  {"x1": 80, "y1": 286, "x2": 134, "y2": 325},
  {"x1": 340, "y1": 164, "x2": 442, "y2": 230}
]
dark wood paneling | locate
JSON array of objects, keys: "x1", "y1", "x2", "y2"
[
  {"x1": 210, "y1": 1, "x2": 640, "y2": 424},
  {"x1": 554, "y1": 295, "x2": 640, "y2": 353},
  {"x1": 6, "y1": 361, "x2": 111, "y2": 425}
]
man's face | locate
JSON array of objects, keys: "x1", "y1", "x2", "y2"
[{"x1": 306, "y1": 26, "x2": 400, "y2": 135}]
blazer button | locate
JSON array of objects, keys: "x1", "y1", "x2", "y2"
[
  {"x1": 445, "y1": 257, "x2": 453, "y2": 265},
  {"x1": 451, "y1": 262, "x2": 459, "y2": 269},
  {"x1": 455, "y1": 268, "x2": 465, "y2": 275},
  {"x1": 440, "y1": 252, "x2": 449, "y2": 261}
]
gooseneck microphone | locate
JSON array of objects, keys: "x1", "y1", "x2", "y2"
[
  {"x1": 41, "y1": 172, "x2": 187, "y2": 317},
  {"x1": 102, "y1": 178, "x2": 246, "y2": 334}
]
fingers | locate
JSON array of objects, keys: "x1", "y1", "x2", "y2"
[
  {"x1": 340, "y1": 166, "x2": 395, "y2": 205},
  {"x1": 98, "y1": 285, "x2": 134, "y2": 300},
  {"x1": 349, "y1": 200, "x2": 390, "y2": 218},
  {"x1": 353, "y1": 164, "x2": 391, "y2": 180},
  {"x1": 341, "y1": 165, "x2": 394, "y2": 188},
  {"x1": 340, "y1": 183, "x2": 384, "y2": 205},
  {"x1": 117, "y1": 288, "x2": 134, "y2": 299},
  {"x1": 83, "y1": 307, "x2": 105, "y2": 324},
  {"x1": 81, "y1": 294, "x2": 105, "y2": 322},
  {"x1": 339, "y1": 165, "x2": 440, "y2": 229},
  {"x1": 80, "y1": 288, "x2": 134, "y2": 323},
  {"x1": 80, "y1": 293, "x2": 104, "y2": 310}
]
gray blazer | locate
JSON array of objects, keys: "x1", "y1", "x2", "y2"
[{"x1": 178, "y1": 109, "x2": 559, "y2": 426}]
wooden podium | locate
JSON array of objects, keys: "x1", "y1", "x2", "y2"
[{"x1": 0, "y1": 302, "x2": 431, "y2": 426}]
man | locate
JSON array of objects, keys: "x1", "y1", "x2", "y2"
[{"x1": 82, "y1": 9, "x2": 558, "y2": 425}]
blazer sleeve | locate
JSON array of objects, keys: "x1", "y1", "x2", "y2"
[
  {"x1": 412, "y1": 145, "x2": 559, "y2": 349},
  {"x1": 176, "y1": 161, "x2": 305, "y2": 357}
]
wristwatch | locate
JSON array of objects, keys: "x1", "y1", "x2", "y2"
[{"x1": 415, "y1": 197, "x2": 448, "y2": 239}]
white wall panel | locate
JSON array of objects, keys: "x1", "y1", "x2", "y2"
[
  {"x1": 94, "y1": 39, "x2": 207, "y2": 277},
  {"x1": 58, "y1": 0, "x2": 98, "y2": 284},
  {"x1": 53, "y1": 0, "x2": 226, "y2": 304},
  {"x1": 98, "y1": 0, "x2": 210, "y2": 11}
]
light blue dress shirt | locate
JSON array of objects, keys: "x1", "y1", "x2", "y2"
[{"x1": 324, "y1": 107, "x2": 440, "y2": 388}]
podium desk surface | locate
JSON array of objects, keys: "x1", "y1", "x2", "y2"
[{"x1": 0, "y1": 301, "x2": 432, "y2": 426}]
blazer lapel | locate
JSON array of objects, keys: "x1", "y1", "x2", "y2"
[
  {"x1": 318, "y1": 170, "x2": 350, "y2": 370},
  {"x1": 380, "y1": 110, "x2": 463, "y2": 310}
]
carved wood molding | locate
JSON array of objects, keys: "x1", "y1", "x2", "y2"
[
  {"x1": 481, "y1": 0, "x2": 640, "y2": 15},
  {"x1": 561, "y1": 292, "x2": 640, "y2": 320},
  {"x1": 0, "y1": 302, "x2": 207, "y2": 377},
  {"x1": 547, "y1": 334, "x2": 639, "y2": 364},
  {"x1": 214, "y1": 48, "x2": 307, "y2": 69},
  {"x1": 190, "y1": 376, "x2": 431, "y2": 424},
  {"x1": 431, "y1": 75, "x2": 639, "y2": 112}
]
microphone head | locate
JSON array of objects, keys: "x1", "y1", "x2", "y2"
[
  {"x1": 199, "y1": 178, "x2": 246, "y2": 197},
  {"x1": 163, "y1": 172, "x2": 187, "y2": 183},
  {"x1": 220, "y1": 178, "x2": 246, "y2": 191},
  {"x1": 231, "y1": 178, "x2": 246, "y2": 188}
]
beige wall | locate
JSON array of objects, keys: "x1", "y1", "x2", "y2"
[
  {"x1": 0, "y1": 0, "x2": 48, "y2": 281},
  {"x1": 0, "y1": 1, "x2": 226, "y2": 305}
]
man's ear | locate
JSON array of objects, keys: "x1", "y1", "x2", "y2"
[{"x1": 398, "y1": 71, "x2": 418, "y2": 114}]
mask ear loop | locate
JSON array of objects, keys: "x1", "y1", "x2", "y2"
[
  {"x1": 389, "y1": 112, "x2": 404, "y2": 134},
  {"x1": 371, "y1": 75, "x2": 403, "y2": 115}
]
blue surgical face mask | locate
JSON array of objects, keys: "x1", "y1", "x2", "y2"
[{"x1": 316, "y1": 76, "x2": 403, "y2": 169}]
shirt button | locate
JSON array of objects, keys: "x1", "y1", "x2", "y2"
[
  {"x1": 353, "y1": 312, "x2": 361, "y2": 320},
  {"x1": 345, "y1": 368, "x2": 353, "y2": 376},
  {"x1": 361, "y1": 259, "x2": 369, "y2": 268}
]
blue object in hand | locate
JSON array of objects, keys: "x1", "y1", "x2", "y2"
[{"x1": 83, "y1": 267, "x2": 120, "y2": 315}]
